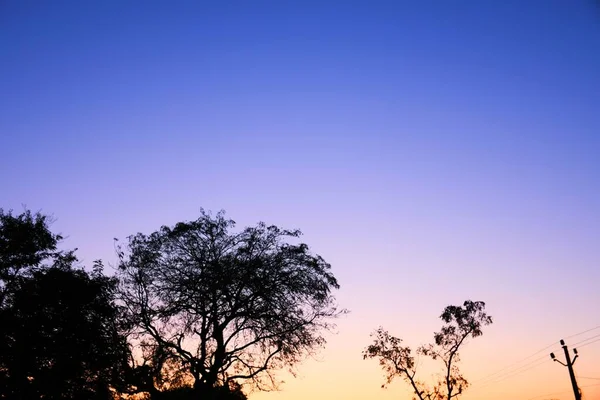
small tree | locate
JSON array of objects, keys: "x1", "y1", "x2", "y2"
[
  {"x1": 117, "y1": 210, "x2": 344, "y2": 398},
  {"x1": 363, "y1": 300, "x2": 492, "y2": 400}
]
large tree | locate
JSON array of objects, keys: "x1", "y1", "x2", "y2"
[
  {"x1": 363, "y1": 300, "x2": 493, "y2": 400},
  {"x1": 0, "y1": 209, "x2": 130, "y2": 400},
  {"x1": 0, "y1": 209, "x2": 67, "y2": 305},
  {"x1": 116, "y1": 210, "x2": 344, "y2": 399}
]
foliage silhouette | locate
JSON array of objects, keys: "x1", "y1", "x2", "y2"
[
  {"x1": 0, "y1": 210, "x2": 130, "y2": 400},
  {"x1": 116, "y1": 209, "x2": 344, "y2": 398},
  {"x1": 0, "y1": 209, "x2": 71, "y2": 306},
  {"x1": 153, "y1": 382, "x2": 248, "y2": 400},
  {"x1": 364, "y1": 300, "x2": 493, "y2": 400}
]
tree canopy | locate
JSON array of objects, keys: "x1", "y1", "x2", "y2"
[
  {"x1": 117, "y1": 210, "x2": 344, "y2": 398},
  {"x1": 0, "y1": 209, "x2": 130, "y2": 400},
  {"x1": 0, "y1": 209, "x2": 66, "y2": 305}
]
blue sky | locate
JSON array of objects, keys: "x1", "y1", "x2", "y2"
[{"x1": 1, "y1": 2, "x2": 599, "y2": 398}]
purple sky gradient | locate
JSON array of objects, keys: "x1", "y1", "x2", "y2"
[{"x1": 1, "y1": 1, "x2": 599, "y2": 398}]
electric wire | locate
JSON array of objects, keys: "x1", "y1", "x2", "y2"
[
  {"x1": 470, "y1": 324, "x2": 600, "y2": 391},
  {"x1": 470, "y1": 343, "x2": 557, "y2": 385},
  {"x1": 473, "y1": 357, "x2": 549, "y2": 390},
  {"x1": 564, "y1": 325, "x2": 600, "y2": 340},
  {"x1": 577, "y1": 336, "x2": 600, "y2": 349},
  {"x1": 527, "y1": 383, "x2": 600, "y2": 400},
  {"x1": 471, "y1": 324, "x2": 600, "y2": 386},
  {"x1": 572, "y1": 333, "x2": 600, "y2": 348}
]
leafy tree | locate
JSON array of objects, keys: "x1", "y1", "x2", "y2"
[
  {"x1": 116, "y1": 210, "x2": 344, "y2": 399},
  {"x1": 0, "y1": 209, "x2": 130, "y2": 400},
  {"x1": 0, "y1": 209, "x2": 69, "y2": 305},
  {"x1": 363, "y1": 300, "x2": 493, "y2": 400}
]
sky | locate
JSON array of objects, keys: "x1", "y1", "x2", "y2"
[{"x1": 1, "y1": 1, "x2": 599, "y2": 399}]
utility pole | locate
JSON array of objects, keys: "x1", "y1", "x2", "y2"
[{"x1": 550, "y1": 339, "x2": 581, "y2": 400}]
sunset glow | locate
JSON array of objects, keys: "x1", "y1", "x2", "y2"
[{"x1": 1, "y1": 1, "x2": 599, "y2": 399}]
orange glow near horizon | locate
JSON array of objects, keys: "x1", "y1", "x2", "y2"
[
  {"x1": 247, "y1": 311, "x2": 600, "y2": 400},
  {"x1": 247, "y1": 331, "x2": 600, "y2": 400},
  {"x1": 2, "y1": 2, "x2": 599, "y2": 400}
]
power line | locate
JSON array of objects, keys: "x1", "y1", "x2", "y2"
[
  {"x1": 579, "y1": 376, "x2": 600, "y2": 380},
  {"x1": 577, "y1": 337, "x2": 600, "y2": 349},
  {"x1": 472, "y1": 355, "x2": 550, "y2": 390},
  {"x1": 519, "y1": 333, "x2": 600, "y2": 400},
  {"x1": 471, "y1": 343, "x2": 558, "y2": 385},
  {"x1": 484, "y1": 359, "x2": 548, "y2": 386},
  {"x1": 564, "y1": 325, "x2": 600, "y2": 340},
  {"x1": 572, "y1": 333, "x2": 600, "y2": 348},
  {"x1": 471, "y1": 325, "x2": 599, "y2": 386},
  {"x1": 470, "y1": 325, "x2": 600, "y2": 394},
  {"x1": 527, "y1": 383, "x2": 600, "y2": 400},
  {"x1": 527, "y1": 388, "x2": 571, "y2": 400}
]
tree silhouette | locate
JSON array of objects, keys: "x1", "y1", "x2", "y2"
[
  {"x1": 0, "y1": 210, "x2": 130, "y2": 400},
  {"x1": 116, "y1": 210, "x2": 344, "y2": 399},
  {"x1": 363, "y1": 300, "x2": 493, "y2": 400},
  {"x1": 156, "y1": 382, "x2": 248, "y2": 400},
  {"x1": 0, "y1": 209, "x2": 69, "y2": 306}
]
